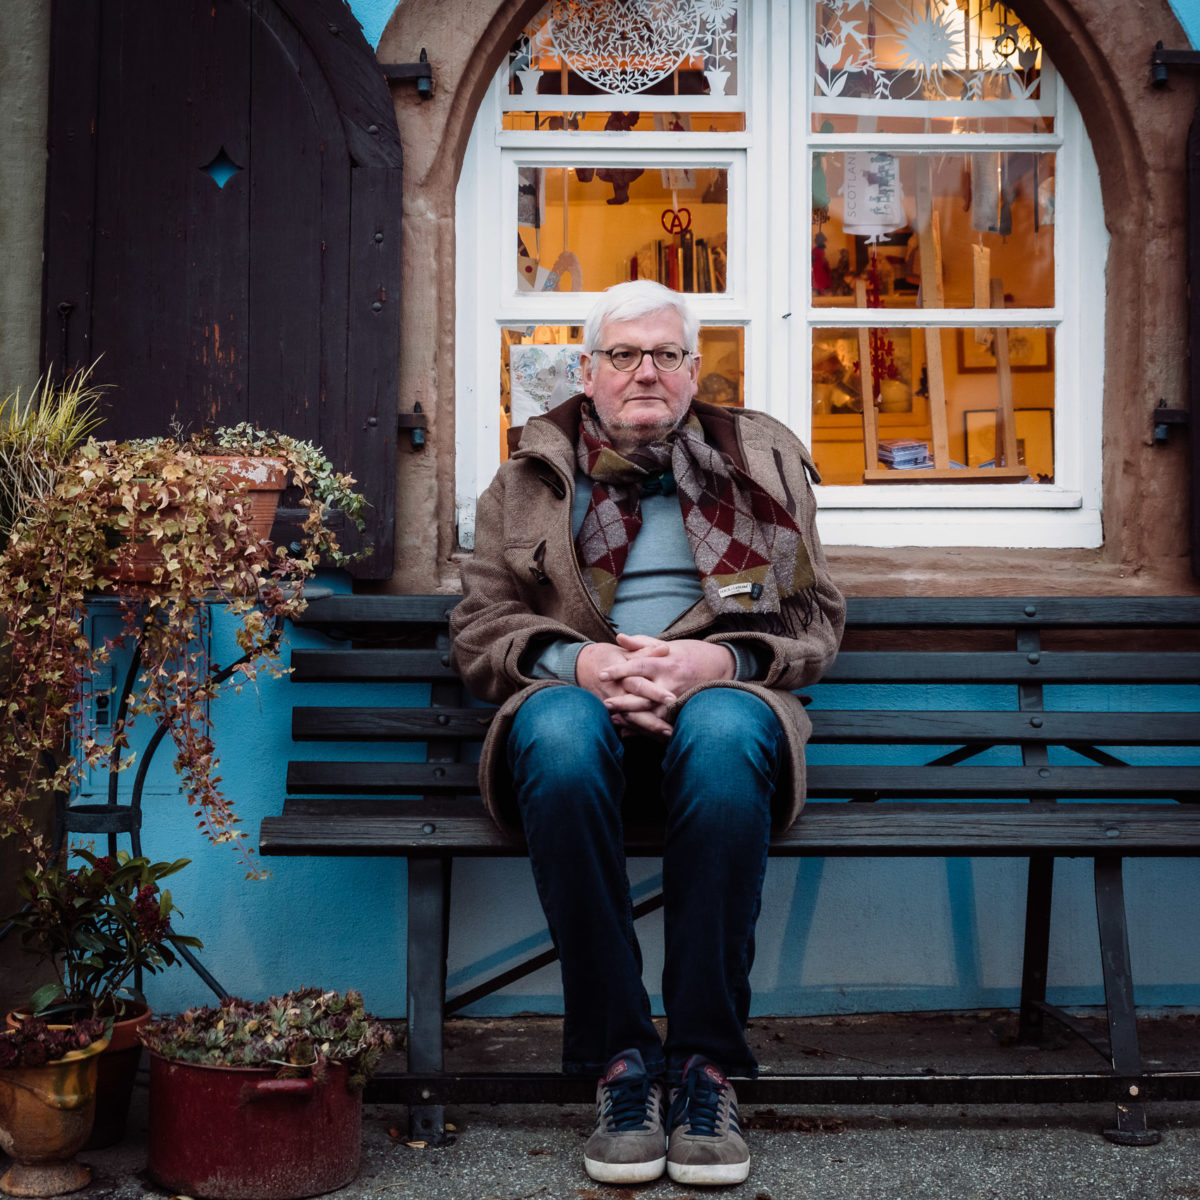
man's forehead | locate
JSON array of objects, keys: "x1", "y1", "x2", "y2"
[{"x1": 598, "y1": 309, "x2": 686, "y2": 344}]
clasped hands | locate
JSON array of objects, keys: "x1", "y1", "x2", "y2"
[{"x1": 576, "y1": 633, "x2": 735, "y2": 740}]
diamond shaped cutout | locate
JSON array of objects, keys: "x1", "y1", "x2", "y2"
[{"x1": 201, "y1": 146, "x2": 243, "y2": 189}]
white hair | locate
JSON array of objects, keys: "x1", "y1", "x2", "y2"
[{"x1": 582, "y1": 281, "x2": 700, "y2": 354}]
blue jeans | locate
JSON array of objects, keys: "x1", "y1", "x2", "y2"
[{"x1": 508, "y1": 685, "x2": 781, "y2": 1082}]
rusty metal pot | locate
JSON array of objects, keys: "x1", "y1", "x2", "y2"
[{"x1": 147, "y1": 1054, "x2": 363, "y2": 1200}]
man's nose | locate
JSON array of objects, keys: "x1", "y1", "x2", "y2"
[{"x1": 633, "y1": 351, "x2": 659, "y2": 381}]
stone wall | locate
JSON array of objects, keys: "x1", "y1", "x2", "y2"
[{"x1": 378, "y1": 0, "x2": 1200, "y2": 596}]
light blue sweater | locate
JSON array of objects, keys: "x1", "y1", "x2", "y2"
[{"x1": 529, "y1": 471, "x2": 765, "y2": 683}]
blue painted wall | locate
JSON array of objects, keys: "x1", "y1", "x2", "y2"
[
  {"x1": 1171, "y1": 0, "x2": 1200, "y2": 45},
  {"x1": 107, "y1": 0, "x2": 1200, "y2": 1021},
  {"x1": 106, "y1": 583, "x2": 1200, "y2": 1022}
]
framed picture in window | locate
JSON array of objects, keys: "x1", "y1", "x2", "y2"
[
  {"x1": 964, "y1": 407, "x2": 1054, "y2": 478},
  {"x1": 956, "y1": 327, "x2": 1054, "y2": 373}
]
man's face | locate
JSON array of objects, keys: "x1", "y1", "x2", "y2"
[{"x1": 581, "y1": 308, "x2": 700, "y2": 453}]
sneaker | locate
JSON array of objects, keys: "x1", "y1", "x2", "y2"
[
  {"x1": 582, "y1": 1048, "x2": 667, "y2": 1184},
  {"x1": 666, "y1": 1055, "x2": 750, "y2": 1186}
]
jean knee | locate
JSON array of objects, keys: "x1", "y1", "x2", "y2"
[
  {"x1": 508, "y1": 686, "x2": 621, "y2": 797},
  {"x1": 662, "y1": 688, "x2": 782, "y2": 821},
  {"x1": 672, "y1": 688, "x2": 782, "y2": 758}
]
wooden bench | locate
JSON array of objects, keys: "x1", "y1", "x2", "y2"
[{"x1": 259, "y1": 594, "x2": 1200, "y2": 1146}]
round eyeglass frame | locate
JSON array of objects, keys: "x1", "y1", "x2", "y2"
[{"x1": 593, "y1": 344, "x2": 692, "y2": 373}]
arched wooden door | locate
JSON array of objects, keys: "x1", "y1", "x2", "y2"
[{"x1": 42, "y1": 0, "x2": 401, "y2": 576}]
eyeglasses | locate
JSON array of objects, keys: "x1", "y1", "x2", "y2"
[{"x1": 593, "y1": 344, "x2": 691, "y2": 373}]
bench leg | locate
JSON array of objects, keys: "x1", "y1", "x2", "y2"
[
  {"x1": 407, "y1": 856, "x2": 451, "y2": 1145},
  {"x1": 1017, "y1": 857, "x2": 1054, "y2": 1045},
  {"x1": 1094, "y1": 855, "x2": 1160, "y2": 1146}
]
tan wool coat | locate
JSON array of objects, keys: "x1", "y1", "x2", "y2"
[{"x1": 450, "y1": 396, "x2": 846, "y2": 832}]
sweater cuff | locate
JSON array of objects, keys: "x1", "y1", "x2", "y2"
[
  {"x1": 525, "y1": 638, "x2": 592, "y2": 684},
  {"x1": 720, "y1": 640, "x2": 770, "y2": 683}
]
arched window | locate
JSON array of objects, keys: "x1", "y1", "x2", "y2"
[{"x1": 455, "y1": 0, "x2": 1104, "y2": 550}]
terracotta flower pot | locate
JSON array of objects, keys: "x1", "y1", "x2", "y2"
[
  {"x1": 147, "y1": 1054, "x2": 363, "y2": 1200},
  {"x1": 109, "y1": 454, "x2": 288, "y2": 585},
  {"x1": 5, "y1": 1004, "x2": 149, "y2": 1150},
  {"x1": 0, "y1": 1037, "x2": 108, "y2": 1198}
]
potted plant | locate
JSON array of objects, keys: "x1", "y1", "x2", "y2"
[
  {"x1": 0, "y1": 367, "x2": 105, "y2": 988},
  {"x1": 0, "y1": 1015, "x2": 108, "y2": 1197},
  {"x1": 0, "y1": 420, "x2": 367, "y2": 875},
  {"x1": 0, "y1": 365, "x2": 103, "y2": 544},
  {"x1": 4, "y1": 849, "x2": 201, "y2": 1148},
  {"x1": 140, "y1": 988, "x2": 396, "y2": 1200}
]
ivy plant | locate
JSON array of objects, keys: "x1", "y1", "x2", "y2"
[{"x1": 0, "y1": 423, "x2": 367, "y2": 876}]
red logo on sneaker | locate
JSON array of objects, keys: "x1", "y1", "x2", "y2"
[
  {"x1": 605, "y1": 1059, "x2": 629, "y2": 1083},
  {"x1": 703, "y1": 1064, "x2": 727, "y2": 1087}
]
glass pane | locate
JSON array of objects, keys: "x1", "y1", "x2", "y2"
[
  {"x1": 813, "y1": 0, "x2": 1050, "y2": 130},
  {"x1": 502, "y1": 326, "x2": 585, "y2": 460},
  {"x1": 517, "y1": 166, "x2": 728, "y2": 294},
  {"x1": 812, "y1": 111, "x2": 1053, "y2": 136},
  {"x1": 811, "y1": 151, "x2": 1054, "y2": 308},
  {"x1": 508, "y1": 0, "x2": 742, "y2": 101},
  {"x1": 503, "y1": 109, "x2": 746, "y2": 133},
  {"x1": 501, "y1": 325, "x2": 744, "y2": 460},
  {"x1": 696, "y1": 326, "x2": 744, "y2": 407},
  {"x1": 810, "y1": 325, "x2": 1055, "y2": 485}
]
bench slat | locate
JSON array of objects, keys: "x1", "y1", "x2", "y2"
[
  {"x1": 289, "y1": 648, "x2": 1200, "y2": 685},
  {"x1": 842, "y1": 596, "x2": 1200, "y2": 627},
  {"x1": 290, "y1": 594, "x2": 1200, "y2": 631},
  {"x1": 290, "y1": 706, "x2": 1199, "y2": 747},
  {"x1": 285, "y1": 761, "x2": 1200, "y2": 800},
  {"x1": 825, "y1": 651, "x2": 1200, "y2": 683},
  {"x1": 259, "y1": 802, "x2": 1200, "y2": 857},
  {"x1": 294, "y1": 594, "x2": 461, "y2": 627},
  {"x1": 287, "y1": 761, "x2": 480, "y2": 793},
  {"x1": 290, "y1": 649, "x2": 456, "y2": 682}
]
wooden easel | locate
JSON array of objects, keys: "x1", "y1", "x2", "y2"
[{"x1": 860, "y1": 158, "x2": 1028, "y2": 483}]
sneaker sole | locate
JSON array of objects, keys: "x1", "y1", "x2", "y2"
[
  {"x1": 667, "y1": 1158, "x2": 751, "y2": 1185},
  {"x1": 584, "y1": 1154, "x2": 666, "y2": 1184}
]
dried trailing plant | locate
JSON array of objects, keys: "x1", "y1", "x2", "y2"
[
  {"x1": 140, "y1": 988, "x2": 396, "y2": 1089},
  {"x1": 0, "y1": 426, "x2": 366, "y2": 875},
  {"x1": 7, "y1": 849, "x2": 201, "y2": 1021}
]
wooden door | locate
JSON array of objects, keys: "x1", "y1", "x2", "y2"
[{"x1": 42, "y1": 0, "x2": 402, "y2": 577}]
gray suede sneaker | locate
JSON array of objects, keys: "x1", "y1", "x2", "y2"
[
  {"x1": 666, "y1": 1055, "x2": 750, "y2": 1185},
  {"x1": 582, "y1": 1049, "x2": 667, "y2": 1184}
]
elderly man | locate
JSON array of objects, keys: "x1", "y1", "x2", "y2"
[{"x1": 450, "y1": 281, "x2": 844, "y2": 1187}]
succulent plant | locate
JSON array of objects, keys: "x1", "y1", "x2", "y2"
[
  {"x1": 140, "y1": 988, "x2": 396, "y2": 1090},
  {"x1": 0, "y1": 1016, "x2": 108, "y2": 1069}
]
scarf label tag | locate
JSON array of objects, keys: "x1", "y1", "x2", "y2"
[{"x1": 718, "y1": 581, "x2": 762, "y2": 599}]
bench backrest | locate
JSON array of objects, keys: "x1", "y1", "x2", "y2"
[{"x1": 281, "y1": 595, "x2": 1200, "y2": 821}]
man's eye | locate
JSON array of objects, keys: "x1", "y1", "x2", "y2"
[
  {"x1": 609, "y1": 348, "x2": 638, "y2": 368},
  {"x1": 655, "y1": 347, "x2": 683, "y2": 368}
]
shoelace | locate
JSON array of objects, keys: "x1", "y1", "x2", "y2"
[
  {"x1": 672, "y1": 1069, "x2": 724, "y2": 1136},
  {"x1": 603, "y1": 1073, "x2": 655, "y2": 1131}
]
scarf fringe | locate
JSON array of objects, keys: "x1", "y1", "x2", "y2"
[{"x1": 708, "y1": 586, "x2": 823, "y2": 638}]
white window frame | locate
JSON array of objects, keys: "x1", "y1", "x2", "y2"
[{"x1": 455, "y1": 0, "x2": 1106, "y2": 551}]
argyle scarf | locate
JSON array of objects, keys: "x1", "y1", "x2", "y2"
[{"x1": 574, "y1": 407, "x2": 815, "y2": 618}]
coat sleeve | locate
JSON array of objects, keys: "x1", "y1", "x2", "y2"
[{"x1": 449, "y1": 465, "x2": 588, "y2": 705}]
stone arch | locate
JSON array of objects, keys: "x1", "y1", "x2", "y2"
[{"x1": 380, "y1": 0, "x2": 1200, "y2": 589}]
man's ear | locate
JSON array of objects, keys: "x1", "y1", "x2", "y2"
[{"x1": 580, "y1": 353, "x2": 596, "y2": 397}]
